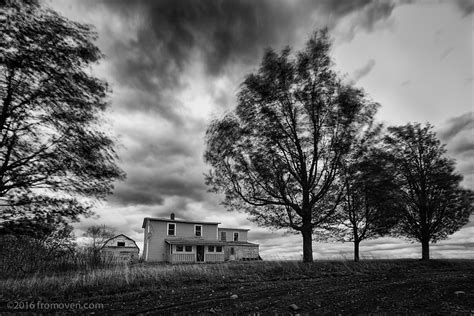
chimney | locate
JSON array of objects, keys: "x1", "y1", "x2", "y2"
[{"x1": 170, "y1": 213, "x2": 175, "y2": 220}]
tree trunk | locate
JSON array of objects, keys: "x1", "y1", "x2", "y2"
[
  {"x1": 301, "y1": 226, "x2": 313, "y2": 263},
  {"x1": 421, "y1": 238, "x2": 430, "y2": 260},
  {"x1": 354, "y1": 239, "x2": 360, "y2": 262}
]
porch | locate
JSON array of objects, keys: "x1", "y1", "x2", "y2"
[
  {"x1": 168, "y1": 252, "x2": 225, "y2": 263},
  {"x1": 165, "y1": 238, "x2": 226, "y2": 263}
]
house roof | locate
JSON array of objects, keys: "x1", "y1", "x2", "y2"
[
  {"x1": 218, "y1": 227, "x2": 250, "y2": 231},
  {"x1": 142, "y1": 217, "x2": 221, "y2": 228},
  {"x1": 100, "y1": 234, "x2": 140, "y2": 250},
  {"x1": 164, "y1": 238, "x2": 259, "y2": 247}
]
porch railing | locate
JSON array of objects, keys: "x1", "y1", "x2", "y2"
[
  {"x1": 204, "y1": 253, "x2": 225, "y2": 262},
  {"x1": 170, "y1": 253, "x2": 194, "y2": 263}
]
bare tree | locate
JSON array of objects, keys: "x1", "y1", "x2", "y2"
[{"x1": 83, "y1": 224, "x2": 115, "y2": 252}]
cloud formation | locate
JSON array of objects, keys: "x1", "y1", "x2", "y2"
[
  {"x1": 454, "y1": 0, "x2": 474, "y2": 16},
  {"x1": 352, "y1": 59, "x2": 376, "y2": 82},
  {"x1": 68, "y1": 0, "x2": 408, "y2": 213},
  {"x1": 438, "y1": 112, "x2": 474, "y2": 190}
]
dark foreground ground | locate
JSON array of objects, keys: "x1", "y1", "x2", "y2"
[{"x1": 1, "y1": 259, "x2": 473, "y2": 314}]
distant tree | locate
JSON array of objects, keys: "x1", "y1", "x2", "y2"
[
  {"x1": 0, "y1": 1, "x2": 125, "y2": 230},
  {"x1": 83, "y1": 224, "x2": 115, "y2": 253},
  {"x1": 320, "y1": 125, "x2": 401, "y2": 261},
  {"x1": 384, "y1": 123, "x2": 474, "y2": 260},
  {"x1": 204, "y1": 30, "x2": 378, "y2": 262}
]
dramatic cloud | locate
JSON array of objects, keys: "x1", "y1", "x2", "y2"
[
  {"x1": 51, "y1": 0, "x2": 408, "y2": 214},
  {"x1": 454, "y1": 0, "x2": 474, "y2": 16},
  {"x1": 438, "y1": 112, "x2": 474, "y2": 190},
  {"x1": 352, "y1": 59, "x2": 376, "y2": 82},
  {"x1": 438, "y1": 112, "x2": 474, "y2": 141}
]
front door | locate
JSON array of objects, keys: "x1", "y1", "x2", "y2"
[{"x1": 196, "y1": 246, "x2": 204, "y2": 262}]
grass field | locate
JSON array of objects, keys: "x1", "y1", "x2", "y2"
[{"x1": 1, "y1": 259, "x2": 473, "y2": 314}]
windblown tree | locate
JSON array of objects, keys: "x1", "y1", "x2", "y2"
[
  {"x1": 320, "y1": 125, "x2": 401, "y2": 261},
  {"x1": 0, "y1": 1, "x2": 124, "y2": 230},
  {"x1": 204, "y1": 30, "x2": 378, "y2": 262},
  {"x1": 384, "y1": 123, "x2": 473, "y2": 260}
]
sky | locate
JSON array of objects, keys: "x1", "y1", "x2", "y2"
[{"x1": 47, "y1": 0, "x2": 473, "y2": 260}]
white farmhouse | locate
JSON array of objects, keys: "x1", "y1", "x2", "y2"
[{"x1": 142, "y1": 213, "x2": 260, "y2": 263}]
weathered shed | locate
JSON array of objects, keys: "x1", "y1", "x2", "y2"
[{"x1": 100, "y1": 234, "x2": 139, "y2": 262}]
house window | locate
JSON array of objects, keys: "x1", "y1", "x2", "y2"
[
  {"x1": 230, "y1": 247, "x2": 235, "y2": 255},
  {"x1": 195, "y1": 225, "x2": 202, "y2": 237},
  {"x1": 216, "y1": 246, "x2": 222, "y2": 253},
  {"x1": 117, "y1": 241, "x2": 125, "y2": 247},
  {"x1": 185, "y1": 246, "x2": 192, "y2": 252},
  {"x1": 176, "y1": 245, "x2": 184, "y2": 252},
  {"x1": 208, "y1": 246, "x2": 214, "y2": 252},
  {"x1": 233, "y1": 232, "x2": 239, "y2": 242},
  {"x1": 168, "y1": 223, "x2": 176, "y2": 236},
  {"x1": 221, "y1": 231, "x2": 226, "y2": 241}
]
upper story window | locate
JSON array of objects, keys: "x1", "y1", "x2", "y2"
[
  {"x1": 220, "y1": 231, "x2": 226, "y2": 241},
  {"x1": 233, "y1": 232, "x2": 239, "y2": 242},
  {"x1": 117, "y1": 241, "x2": 125, "y2": 247},
  {"x1": 168, "y1": 223, "x2": 176, "y2": 236},
  {"x1": 195, "y1": 225, "x2": 202, "y2": 237}
]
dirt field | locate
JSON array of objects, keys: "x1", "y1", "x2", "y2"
[{"x1": 1, "y1": 260, "x2": 473, "y2": 314}]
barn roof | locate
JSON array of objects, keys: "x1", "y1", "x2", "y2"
[{"x1": 100, "y1": 234, "x2": 140, "y2": 250}]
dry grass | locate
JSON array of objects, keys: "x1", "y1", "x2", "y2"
[{"x1": 1, "y1": 259, "x2": 472, "y2": 300}]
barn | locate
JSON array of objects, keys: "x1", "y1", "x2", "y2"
[{"x1": 100, "y1": 234, "x2": 140, "y2": 262}]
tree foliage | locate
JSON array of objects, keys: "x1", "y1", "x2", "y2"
[
  {"x1": 204, "y1": 30, "x2": 378, "y2": 262},
  {"x1": 0, "y1": 1, "x2": 124, "y2": 229},
  {"x1": 384, "y1": 123, "x2": 473, "y2": 260}
]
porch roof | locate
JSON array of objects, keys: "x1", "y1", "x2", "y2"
[
  {"x1": 224, "y1": 241, "x2": 259, "y2": 247},
  {"x1": 164, "y1": 238, "x2": 259, "y2": 247},
  {"x1": 165, "y1": 238, "x2": 226, "y2": 246}
]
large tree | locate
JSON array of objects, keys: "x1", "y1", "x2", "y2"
[
  {"x1": 384, "y1": 123, "x2": 473, "y2": 260},
  {"x1": 0, "y1": 1, "x2": 124, "y2": 229},
  {"x1": 321, "y1": 125, "x2": 401, "y2": 261},
  {"x1": 204, "y1": 30, "x2": 378, "y2": 262}
]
